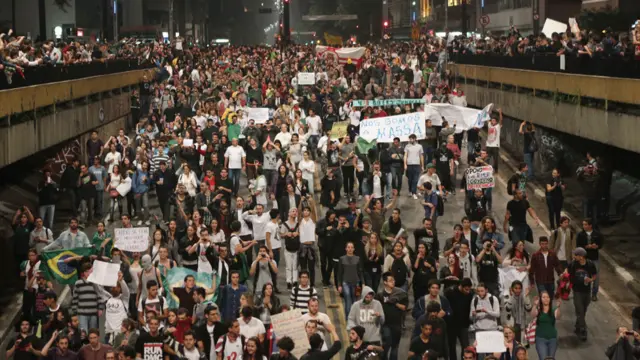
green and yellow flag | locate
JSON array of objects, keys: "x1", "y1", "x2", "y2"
[
  {"x1": 356, "y1": 137, "x2": 377, "y2": 156},
  {"x1": 163, "y1": 267, "x2": 220, "y2": 308},
  {"x1": 41, "y1": 247, "x2": 96, "y2": 284}
]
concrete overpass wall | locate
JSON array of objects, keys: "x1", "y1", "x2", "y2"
[{"x1": 0, "y1": 93, "x2": 130, "y2": 169}]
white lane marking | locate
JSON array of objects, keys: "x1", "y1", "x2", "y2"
[{"x1": 495, "y1": 173, "x2": 632, "y2": 323}]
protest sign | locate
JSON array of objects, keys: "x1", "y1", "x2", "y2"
[
  {"x1": 425, "y1": 103, "x2": 493, "y2": 132},
  {"x1": 542, "y1": 18, "x2": 568, "y2": 38},
  {"x1": 466, "y1": 166, "x2": 495, "y2": 190},
  {"x1": 475, "y1": 331, "x2": 506, "y2": 353},
  {"x1": 331, "y1": 121, "x2": 349, "y2": 140},
  {"x1": 247, "y1": 107, "x2": 270, "y2": 124},
  {"x1": 114, "y1": 227, "x2": 150, "y2": 252},
  {"x1": 297, "y1": 72, "x2": 315, "y2": 85},
  {"x1": 360, "y1": 112, "x2": 426, "y2": 143},
  {"x1": 271, "y1": 309, "x2": 310, "y2": 359},
  {"x1": 182, "y1": 139, "x2": 193, "y2": 147},
  {"x1": 87, "y1": 260, "x2": 121, "y2": 287},
  {"x1": 351, "y1": 98, "x2": 426, "y2": 107}
]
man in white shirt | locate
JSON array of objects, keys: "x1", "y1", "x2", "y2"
[
  {"x1": 301, "y1": 298, "x2": 333, "y2": 336},
  {"x1": 224, "y1": 138, "x2": 246, "y2": 196},
  {"x1": 265, "y1": 209, "x2": 283, "y2": 292},
  {"x1": 238, "y1": 307, "x2": 266, "y2": 343},
  {"x1": 404, "y1": 134, "x2": 424, "y2": 199},
  {"x1": 306, "y1": 109, "x2": 322, "y2": 160},
  {"x1": 486, "y1": 108, "x2": 502, "y2": 171},
  {"x1": 243, "y1": 204, "x2": 270, "y2": 251},
  {"x1": 193, "y1": 109, "x2": 208, "y2": 130}
]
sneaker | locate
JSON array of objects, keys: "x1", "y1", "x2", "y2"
[
  {"x1": 412, "y1": 194, "x2": 418, "y2": 200},
  {"x1": 137, "y1": 220, "x2": 143, "y2": 226}
]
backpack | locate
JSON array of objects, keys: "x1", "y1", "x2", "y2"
[
  {"x1": 220, "y1": 334, "x2": 246, "y2": 355},
  {"x1": 473, "y1": 294, "x2": 496, "y2": 310},
  {"x1": 390, "y1": 256, "x2": 409, "y2": 287},
  {"x1": 141, "y1": 296, "x2": 165, "y2": 316},
  {"x1": 282, "y1": 222, "x2": 301, "y2": 252}
]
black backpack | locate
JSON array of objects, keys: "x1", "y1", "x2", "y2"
[
  {"x1": 282, "y1": 222, "x2": 301, "y2": 252},
  {"x1": 220, "y1": 334, "x2": 246, "y2": 355},
  {"x1": 391, "y1": 256, "x2": 409, "y2": 287},
  {"x1": 473, "y1": 294, "x2": 495, "y2": 310}
]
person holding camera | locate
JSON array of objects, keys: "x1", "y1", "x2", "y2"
[
  {"x1": 605, "y1": 327, "x2": 640, "y2": 360},
  {"x1": 476, "y1": 240, "x2": 502, "y2": 297}
]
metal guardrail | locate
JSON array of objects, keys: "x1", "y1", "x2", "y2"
[{"x1": 0, "y1": 59, "x2": 155, "y2": 90}]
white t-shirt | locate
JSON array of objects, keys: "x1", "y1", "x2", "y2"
[
  {"x1": 306, "y1": 116, "x2": 322, "y2": 136},
  {"x1": 216, "y1": 335, "x2": 244, "y2": 360},
  {"x1": 138, "y1": 296, "x2": 168, "y2": 323},
  {"x1": 372, "y1": 173, "x2": 383, "y2": 199},
  {"x1": 299, "y1": 218, "x2": 316, "y2": 243},
  {"x1": 230, "y1": 235, "x2": 242, "y2": 256},
  {"x1": 194, "y1": 115, "x2": 207, "y2": 130},
  {"x1": 182, "y1": 347, "x2": 201, "y2": 360},
  {"x1": 301, "y1": 312, "x2": 333, "y2": 334},
  {"x1": 238, "y1": 317, "x2": 266, "y2": 338},
  {"x1": 225, "y1": 145, "x2": 246, "y2": 169},
  {"x1": 265, "y1": 221, "x2": 282, "y2": 249},
  {"x1": 104, "y1": 151, "x2": 122, "y2": 174},
  {"x1": 404, "y1": 143, "x2": 423, "y2": 165},
  {"x1": 244, "y1": 213, "x2": 271, "y2": 241},
  {"x1": 486, "y1": 123, "x2": 501, "y2": 148}
]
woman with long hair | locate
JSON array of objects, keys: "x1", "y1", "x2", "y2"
[
  {"x1": 477, "y1": 216, "x2": 505, "y2": 253},
  {"x1": 164, "y1": 220, "x2": 183, "y2": 263},
  {"x1": 439, "y1": 252, "x2": 461, "y2": 290},
  {"x1": 244, "y1": 337, "x2": 267, "y2": 360},
  {"x1": 235, "y1": 292, "x2": 258, "y2": 319},
  {"x1": 105, "y1": 164, "x2": 124, "y2": 222},
  {"x1": 122, "y1": 157, "x2": 137, "y2": 218},
  {"x1": 383, "y1": 241, "x2": 412, "y2": 292},
  {"x1": 364, "y1": 232, "x2": 384, "y2": 291},
  {"x1": 514, "y1": 346, "x2": 528, "y2": 360},
  {"x1": 293, "y1": 169, "x2": 310, "y2": 198},
  {"x1": 179, "y1": 164, "x2": 198, "y2": 197},
  {"x1": 257, "y1": 282, "x2": 281, "y2": 354},
  {"x1": 298, "y1": 151, "x2": 316, "y2": 195},
  {"x1": 503, "y1": 240, "x2": 530, "y2": 271},
  {"x1": 148, "y1": 229, "x2": 166, "y2": 263},
  {"x1": 493, "y1": 326, "x2": 520, "y2": 360},
  {"x1": 209, "y1": 219, "x2": 226, "y2": 249},
  {"x1": 337, "y1": 242, "x2": 364, "y2": 318},
  {"x1": 531, "y1": 291, "x2": 560, "y2": 360},
  {"x1": 191, "y1": 209, "x2": 207, "y2": 237},
  {"x1": 113, "y1": 318, "x2": 138, "y2": 349},
  {"x1": 179, "y1": 225, "x2": 199, "y2": 271},
  {"x1": 288, "y1": 133, "x2": 303, "y2": 169},
  {"x1": 127, "y1": 252, "x2": 142, "y2": 319},
  {"x1": 273, "y1": 164, "x2": 292, "y2": 200},
  {"x1": 413, "y1": 242, "x2": 438, "y2": 300},
  {"x1": 92, "y1": 221, "x2": 113, "y2": 256},
  {"x1": 154, "y1": 246, "x2": 176, "y2": 278}
]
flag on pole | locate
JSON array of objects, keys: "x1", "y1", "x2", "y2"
[
  {"x1": 163, "y1": 267, "x2": 220, "y2": 308},
  {"x1": 356, "y1": 136, "x2": 377, "y2": 156},
  {"x1": 41, "y1": 247, "x2": 97, "y2": 284}
]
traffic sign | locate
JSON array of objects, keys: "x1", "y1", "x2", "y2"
[{"x1": 479, "y1": 15, "x2": 490, "y2": 26}]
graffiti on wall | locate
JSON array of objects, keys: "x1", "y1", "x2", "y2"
[{"x1": 43, "y1": 140, "x2": 82, "y2": 181}]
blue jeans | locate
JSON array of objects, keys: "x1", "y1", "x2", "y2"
[
  {"x1": 78, "y1": 314, "x2": 98, "y2": 333},
  {"x1": 39, "y1": 205, "x2": 55, "y2": 230},
  {"x1": 423, "y1": 146, "x2": 434, "y2": 165},
  {"x1": 524, "y1": 152, "x2": 535, "y2": 178},
  {"x1": 385, "y1": 172, "x2": 393, "y2": 199},
  {"x1": 592, "y1": 259, "x2": 599, "y2": 296},
  {"x1": 535, "y1": 337, "x2": 558, "y2": 360},
  {"x1": 382, "y1": 325, "x2": 402, "y2": 360},
  {"x1": 342, "y1": 282, "x2": 357, "y2": 318},
  {"x1": 406, "y1": 165, "x2": 421, "y2": 195},
  {"x1": 229, "y1": 168, "x2": 242, "y2": 195}
]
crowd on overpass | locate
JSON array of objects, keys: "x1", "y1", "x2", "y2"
[{"x1": 6, "y1": 37, "x2": 637, "y2": 360}]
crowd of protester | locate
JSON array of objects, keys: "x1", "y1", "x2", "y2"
[{"x1": 6, "y1": 34, "x2": 634, "y2": 360}]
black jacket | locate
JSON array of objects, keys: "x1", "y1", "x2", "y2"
[
  {"x1": 195, "y1": 322, "x2": 228, "y2": 360},
  {"x1": 300, "y1": 340, "x2": 342, "y2": 360},
  {"x1": 576, "y1": 230, "x2": 604, "y2": 261},
  {"x1": 153, "y1": 168, "x2": 177, "y2": 196},
  {"x1": 278, "y1": 193, "x2": 302, "y2": 220},
  {"x1": 60, "y1": 165, "x2": 80, "y2": 189}
]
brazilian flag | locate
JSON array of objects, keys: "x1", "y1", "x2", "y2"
[
  {"x1": 163, "y1": 267, "x2": 220, "y2": 309},
  {"x1": 230, "y1": 253, "x2": 250, "y2": 283},
  {"x1": 356, "y1": 137, "x2": 377, "y2": 156},
  {"x1": 41, "y1": 247, "x2": 96, "y2": 284}
]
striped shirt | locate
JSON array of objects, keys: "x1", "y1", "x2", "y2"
[
  {"x1": 71, "y1": 279, "x2": 103, "y2": 316},
  {"x1": 289, "y1": 285, "x2": 318, "y2": 314},
  {"x1": 151, "y1": 151, "x2": 170, "y2": 174}
]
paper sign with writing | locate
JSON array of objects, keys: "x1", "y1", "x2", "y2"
[
  {"x1": 270, "y1": 309, "x2": 310, "y2": 358},
  {"x1": 114, "y1": 227, "x2": 150, "y2": 252},
  {"x1": 247, "y1": 107, "x2": 270, "y2": 124},
  {"x1": 87, "y1": 260, "x2": 120, "y2": 287},
  {"x1": 360, "y1": 112, "x2": 426, "y2": 143},
  {"x1": 352, "y1": 98, "x2": 426, "y2": 107},
  {"x1": 475, "y1": 330, "x2": 506, "y2": 353},
  {"x1": 466, "y1": 166, "x2": 495, "y2": 190},
  {"x1": 331, "y1": 121, "x2": 349, "y2": 140},
  {"x1": 182, "y1": 139, "x2": 194, "y2": 147},
  {"x1": 297, "y1": 72, "x2": 316, "y2": 85}
]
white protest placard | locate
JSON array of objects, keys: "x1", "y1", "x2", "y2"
[
  {"x1": 114, "y1": 227, "x2": 150, "y2": 252},
  {"x1": 297, "y1": 72, "x2": 316, "y2": 85},
  {"x1": 247, "y1": 107, "x2": 270, "y2": 124},
  {"x1": 87, "y1": 260, "x2": 121, "y2": 287},
  {"x1": 466, "y1": 165, "x2": 495, "y2": 190},
  {"x1": 359, "y1": 112, "x2": 426, "y2": 143},
  {"x1": 183, "y1": 138, "x2": 194, "y2": 147},
  {"x1": 270, "y1": 309, "x2": 310, "y2": 359},
  {"x1": 475, "y1": 330, "x2": 506, "y2": 353},
  {"x1": 542, "y1": 18, "x2": 567, "y2": 37}
]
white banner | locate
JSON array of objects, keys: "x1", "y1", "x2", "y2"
[
  {"x1": 297, "y1": 72, "x2": 315, "y2": 85},
  {"x1": 247, "y1": 107, "x2": 270, "y2": 124},
  {"x1": 359, "y1": 112, "x2": 426, "y2": 143},
  {"x1": 475, "y1": 331, "x2": 507, "y2": 353},
  {"x1": 425, "y1": 103, "x2": 493, "y2": 133},
  {"x1": 87, "y1": 260, "x2": 120, "y2": 287},
  {"x1": 114, "y1": 227, "x2": 150, "y2": 252},
  {"x1": 270, "y1": 309, "x2": 310, "y2": 359}
]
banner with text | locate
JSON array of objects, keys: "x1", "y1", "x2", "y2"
[
  {"x1": 425, "y1": 103, "x2": 493, "y2": 132},
  {"x1": 466, "y1": 166, "x2": 495, "y2": 190},
  {"x1": 297, "y1": 72, "x2": 316, "y2": 85},
  {"x1": 114, "y1": 227, "x2": 150, "y2": 252},
  {"x1": 247, "y1": 107, "x2": 270, "y2": 124},
  {"x1": 352, "y1": 98, "x2": 426, "y2": 107},
  {"x1": 360, "y1": 112, "x2": 426, "y2": 143},
  {"x1": 331, "y1": 121, "x2": 349, "y2": 140},
  {"x1": 271, "y1": 309, "x2": 310, "y2": 359}
]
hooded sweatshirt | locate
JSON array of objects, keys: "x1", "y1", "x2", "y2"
[
  {"x1": 469, "y1": 293, "x2": 500, "y2": 331},
  {"x1": 347, "y1": 286, "x2": 385, "y2": 343},
  {"x1": 457, "y1": 252, "x2": 478, "y2": 287}
]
